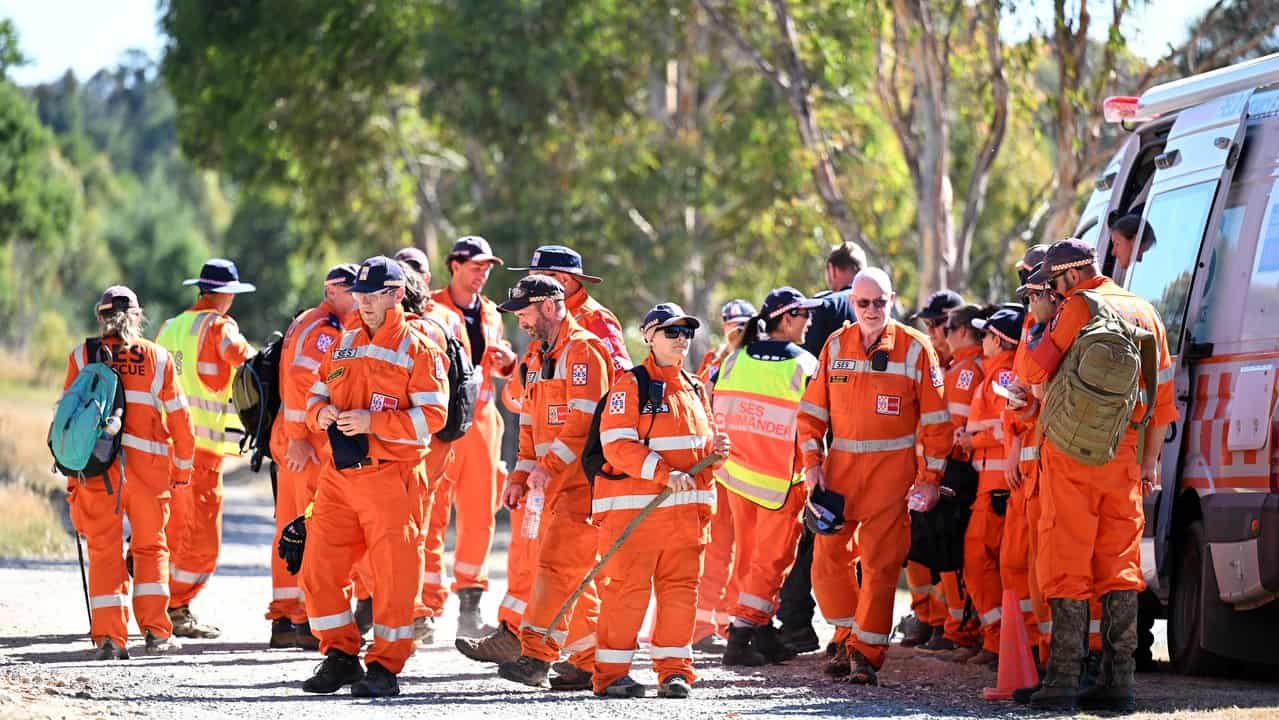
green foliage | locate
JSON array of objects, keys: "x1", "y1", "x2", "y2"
[
  {"x1": 30, "y1": 309, "x2": 72, "y2": 376},
  {"x1": 0, "y1": 18, "x2": 24, "y2": 80}
]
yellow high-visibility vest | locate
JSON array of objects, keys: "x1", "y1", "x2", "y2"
[{"x1": 156, "y1": 310, "x2": 243, "y2": 456}]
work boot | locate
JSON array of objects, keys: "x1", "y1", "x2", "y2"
[
  {"x1": 456, "y1": 622, "x2": 521, "y2": 664},
  {"x1": 692, "y1": 633, "x2": 728, "y2": 654},
  {"x1": 1028, "y1": 598, "x2": 1089, "y2": 710},
  {"x1": 414, "y1": 616, "x2": 435, "y2": 646},
  {"x1": 779, "y1": 623, "x2": 821, "y2": 654},
  {"x1": 722, "y1": 624, "x2": 767, "y2": 667},
  {"x1": 751, "y1": 623, "x2": 797, "y2": 663},
  {"x1": 303, "y1": 650, "x2": 365, "y2": 694},
  {"x1": 897, "y1": 614, "x2": 932, "y2": 647},
  {"x1": 294, "y1": 621, "x2": 320, "y2": 651},
  {"x1": 598, "y1": 675, "x2": 646, "y2": 698},
  {"x1": 354, "y1": 596, "x2": 374, "y2": 636},
  {"x1": 967, "y1": 649, "x2": 999, "y2": 667},
  {"x1": 823, "y1": 643, "x2": 851, "y2": 677},
  {"x1": 456, "y1": 588, "x2": 496, "y2": 639},
  {"x1": 1078, "y1": 590, "x2": 1139, "y2": 714},
  {"x1": 93, "y1": 638, "x2": 128, "y2": 660},
  {"x1": 169, "y1": 606, "x2": 221, "y2": 639},
  {"x1": 144, "y1": 631, "x2": 182, "y2": 656},
  {"x1": 498, "y1": 655, "x2": 550, "y2": 687},
  {"x1": 825, "y1": 641, "x2": 840, "y2": 658},
  {"x1": 658, "y1": 674, "x2": 692, "y2": 699},
  {"x1": 549, "y1": 660, "x2": 593, "y2": 691},
  {"x1": 920, "y1": 626, "x2": 956, "y2": 652},
  {"x1": 1012, "y1": 683, "x2": 1041, "y2": 704},
  {"x1": 947, "y1": 644, "x2": 981, "y2": 663},
  {"x1": 351, "y1": 661, "x2": 400, "y2": 698},
  {"x1": 269, "y1": 618, "x2": 298, "y2": 649},
  {"x1": 843, "y1": 648, "x2": 878, "y2": 686}
]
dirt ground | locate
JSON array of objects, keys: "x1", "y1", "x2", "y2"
[{"x1": 2, "y1": 470, "x2": 1277, "y2": 720}]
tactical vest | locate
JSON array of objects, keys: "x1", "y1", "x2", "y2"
[
  {"x1": 711, "y1": 346, "x2": 814, "y2": 509},
  {"x1": 157, "y1": 310, "x2": 244, "y2": 456}
]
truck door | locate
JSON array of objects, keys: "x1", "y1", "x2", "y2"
[
  {"x1": 1075, "y1": 135, "x2": 1139, "y2": 250},
  {"x1": 1121, "y1": 88, "x2": 1254, "y2": 585}
]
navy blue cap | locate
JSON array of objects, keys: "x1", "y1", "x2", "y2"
[
  {"x1": 350, "y1": 256, "x2": 407, "y2": 294},
  {"x1": 761, "y1": 286, "x2": 822, "y2": 320},
  {"x1": 183, "y1": 259, "x2": 256, "y2": 294},
  {"x1": 641, "y1": 303, "x2": 701, "y2": 333},
  {"x1": 510, "y1": 245, "x2": 601, "y2": 284},
  {"x1": 720, "y1": 299, "x2": 757, "y2": 324},
  {"x1": 1017, "y1": 244, "x2": 1050, "y2": 272},
  {"x1": 1028, "y1": 239, "x2": 1096, "y2": 284},
  {"x1": 325, "y1": 263, "x2": 360, "y2": 287},
  {"x1": 394, "y1": 247, "x2": 429, "y2": 274},
  {"x1": 804, "y1": 484, "x2": 845, "y2": 535},
  {"x1": 972, "y1": 307, "x2": 1025, "y2": 344},
  {"x1": 448, "y1": 236, "x2": 504, "y2": 266},
  {"x1": 498, "y1": 275, "x2": 566, "y2": 313},
  {"x1": 911, "y1": 289, "x2": 964, "y2": 321}
]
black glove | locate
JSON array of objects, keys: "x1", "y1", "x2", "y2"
[{"x1": 278, "y1": 515, "x2": 307, "y2": 575}]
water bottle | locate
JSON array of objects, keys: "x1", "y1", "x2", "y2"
[
  {"x1": 92, "y1": 409, "x2": 123, "y2": 463},
  {"x1": 521, "y1": 487, "x2": 545, "y2": 539},
  {"x1": 907, "y1": 486, "x2": 928, "y2": 512}
]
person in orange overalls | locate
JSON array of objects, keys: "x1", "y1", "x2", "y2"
[
  {"x1": 65, "y1": 286, "x2": 196, "y2": 660},
  {"x1": 494, "y1": 275, "x2": 615, "y2": 691},
  {"x1": 902, "y1": 290, "x2": 965, "y2": 648},
  {"x1": 265, "y1": 263, "x2": 359, "y2": 650},
  {"x1": 394, "y1": 251, "x2": 463, "y2": 646},
  {"x1": 298, "y1": 256, "x2": 450, "y2": 698},
  {"x1": 426, "y1": 237, "x2": 518, "y2": 638},
  {"x1": 691, "y1": 298, "x2": 755, "y2": 654},
  {"x1": 156, "y1": 259, "x2": 256, "y2": 639},
  {"x1": 798, "y1": 268, "x2": 952, "y2": 685},
  {"x1": 590, "y1": 303, "x2": 731, "y2": 699},
  {"x1": 955, "y1": 306, "x2": 1024, "y2": 667},
  {"x1": 1020, "y1": 239, "x2": 1175, "y2": 711}
]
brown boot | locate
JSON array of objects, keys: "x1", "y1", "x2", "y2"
[
  {"x1": 169, "y1": 606, "x2": 221, "y2": 639},
  {"x1": 1029, "y1": 598, "x2": 1089, "y2": 710},
  {"x1": 455, "y1": 621, "x2": 521, "y2": 664},
  {"x1": 1078, "y1": 590, "x2": 1138, "y2": 714}
]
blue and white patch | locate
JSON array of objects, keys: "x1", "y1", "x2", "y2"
[
  {"x1": 929, "y1": 365, "x2": 944, "y2": 388},
  {"x1": 957, "y1": 369, "x2": 974, "y2": 391},
  {"x1": 608, "y1": 391, "x2": 627, "y2": 415},
  {"x1": 830, "y1": 359, "x2": 856, "y2": 371},
  {"x1": 316, "y1": 334, "x2": 334, "y2": 353},
  {"x1": 571, "y1": 362, "x2": 589, "y2": 386},
  {"x1": 333, "y1": 348, "x2": 358, "y2": 361},
  {"x1": 997, "y1": 370, "x2": 1014, "y2": 387}
]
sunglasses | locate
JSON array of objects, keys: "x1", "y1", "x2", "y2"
[
  {"x1": 786, "y1": 308, "x2": 810, "y2": 318},
  {"x1": 660, "y1": 326, "x2": 696, "y2": 340},
  {"x1": 855, "y1": 298, "x2": 889, "y2": 309}
]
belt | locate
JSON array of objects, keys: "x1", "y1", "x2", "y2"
[{"x1": 339, "y1": 457, "x2": 390, "y2": 471}]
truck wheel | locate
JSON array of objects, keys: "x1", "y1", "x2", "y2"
[{"x1": 1169, "y1": 519, "x2": 1225, "y2": 675}]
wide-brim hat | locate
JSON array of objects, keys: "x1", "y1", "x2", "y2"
[
  {"x1": 509, "y1": 245, "x2": 602, "y2": 284},
  {"x1": 183, "y1": 259, "x2": 256, "y2": 294}
]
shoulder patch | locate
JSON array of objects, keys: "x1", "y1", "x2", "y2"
[
  {"x1": 957, "y1": 369, "x2": 974, "y2": 391},
  {"x1": 571, "y1": 362, "x2": 589, "y2": 386},
  {"x1": 316, "y1": 334, "x2": 334, "y2": 353},
  {"x1": 608, "y1": 391, "x2": 627, "y2": 415},
  {"x1": 997, "y1": 370, "x2": 1014, "y2": 387},
  {"x1": 929, "y1": 365, "x2": 944, "y2": 388}
]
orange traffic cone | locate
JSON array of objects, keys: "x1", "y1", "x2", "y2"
[{"x1": 982, "y1": 589, "x2": 1039, "y2": 700}]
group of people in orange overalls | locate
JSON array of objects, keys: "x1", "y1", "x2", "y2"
[{"x1": 64, "y1": 234, "x2": 1170, "y2": 712}]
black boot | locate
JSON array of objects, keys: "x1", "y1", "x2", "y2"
[
  {"x1": 751, "y1": 623, "x2": 797, "y2": 663},
  {"x1": 456, "y1": 588, "x2": 496, "y2": 639},
  {"x1": 1028, "y1": 598, "x2": 1089, "y2": 710},
  {"x1": 824, "y1": 643, "x2": 851, "y2": 678},
  {"x1": 722, "y1": 624, "x2": 767, "y2": 667},
  {"x1": 1078, "y1": 590, "x2": 1139, "y2": 713},
  {"x1": 354, "y1": 596, "x2": 374, "y2": 637},
  {"x1": 269, "y1": 618, "x2": 298, "y2": 649},
  {"x1": 692, "y1": 633, "x2": 728, "y2": 654},
  {"x1": 303, "y1": 650, "x2": 365, "y2": 694},
  {"x1": 897, "y1": 614, "x2": 932, "y2": 647},
  {"x1": 778, "y1": 623, "x2": 820, "y2": 654},
  {"x1": 498, "y1": 655, "x2": 550, "y2": 687},
  {"x1": 294, "y1": 621, "x2": 320, "y2": 651},
  {"x1": 549, "y1": 660, "x2": 593, "y2": 691},
  {"x1": 351, "y1": 661, "x2": 400, "y2": 698},
  {"x1": 93, "y1": 638, "x2": 129, "y2": 660}
]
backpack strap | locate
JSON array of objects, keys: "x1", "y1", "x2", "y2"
[{"x1": 85, "y1": 337, "x2": 109, "y2": 365}]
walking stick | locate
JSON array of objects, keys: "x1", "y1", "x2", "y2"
[
  {"x1": 74, "y1": 532, "x2": 92, "y2": 639},
  {"x1": 545, "y1": 452, "x2": 725, "y2": 636}
]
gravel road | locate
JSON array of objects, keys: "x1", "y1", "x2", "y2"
[{"x1": 2, "y1": 471, "x2": 1277, "y2": 719}]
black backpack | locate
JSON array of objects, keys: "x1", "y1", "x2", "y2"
[
  {"x1": 581, "y1": 366, "x2": 703, "y2": 485},
  {"x1": 232, "y1": 328, "x2": 285, "y2": 473},
  {"x1": 422, "y1": 316, "x2": 479, "y2": 442}
]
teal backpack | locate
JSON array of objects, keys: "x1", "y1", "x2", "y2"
[{"x1": 49, "y1": 338, "x2": 127, "y2": 486}]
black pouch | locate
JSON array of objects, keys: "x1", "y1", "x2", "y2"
[
  {"x1": 327, "y1": 424, "x2": 370, "y2": 470},
  {"x1": 989, "y1": 489, "x2": 1011, "y2": 517},
  {"x1": 940, "y1": 458, "x2": 979, "y2": 508}
]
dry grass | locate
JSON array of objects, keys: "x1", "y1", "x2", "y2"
[{"x1": 0, "y1": 484, "x2": 68, "y2": 558}]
